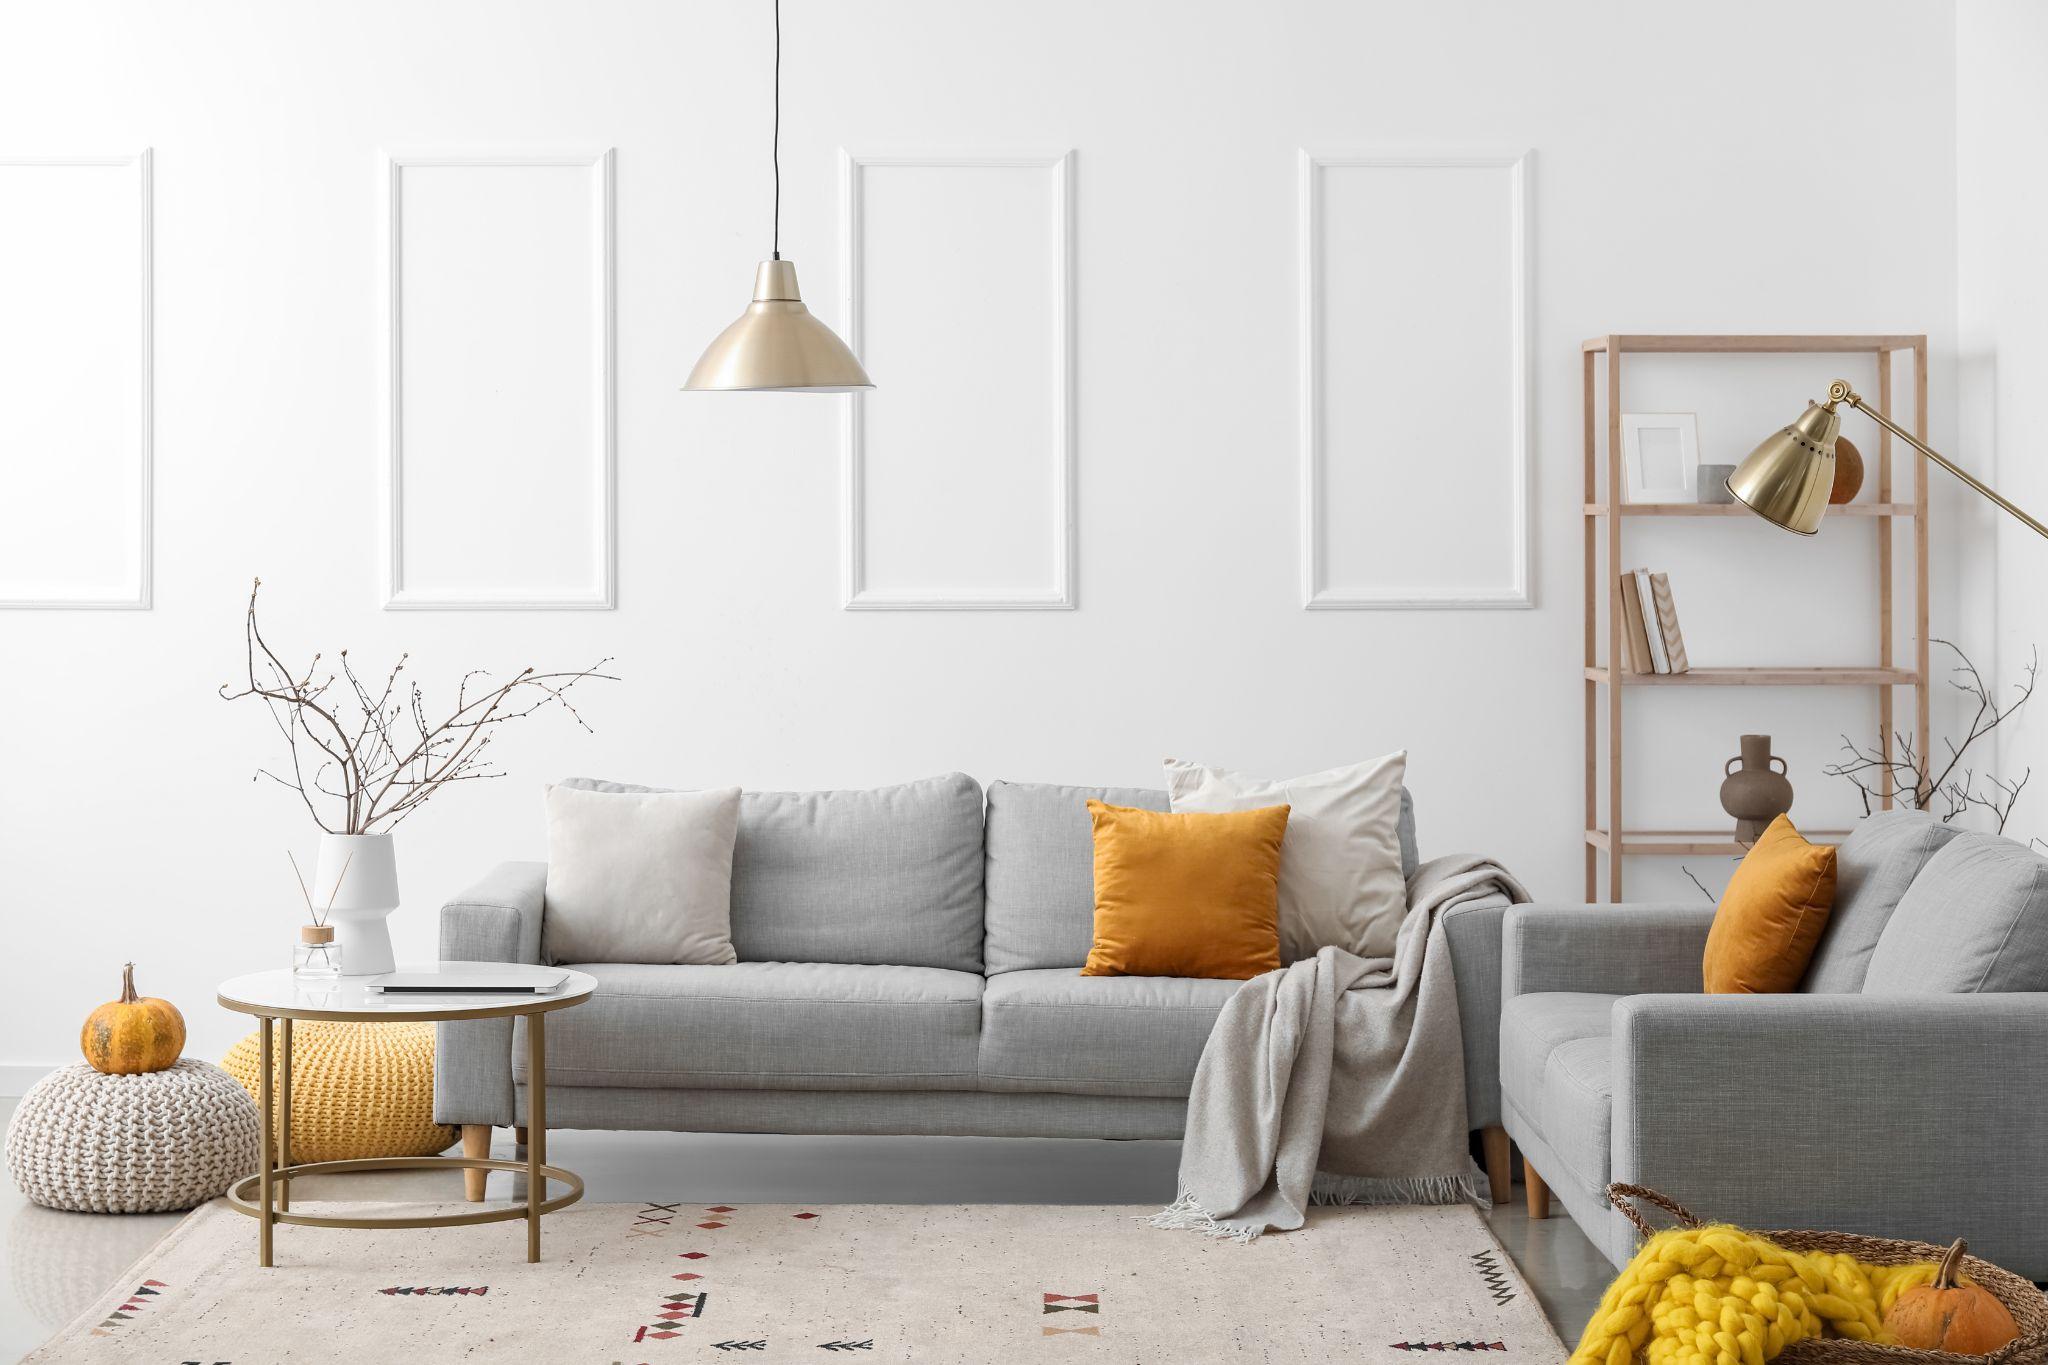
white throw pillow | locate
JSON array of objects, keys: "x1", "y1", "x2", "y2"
[
  {"x1": 1164, "y1": 751, "x2": 1408, "y2": 961},
  {"x1": 542, "y1": 783, "x2": 742, "y2": 965}
]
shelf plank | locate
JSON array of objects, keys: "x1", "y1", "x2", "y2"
[
  {"x1": 1581, "y1": 334, "x2": 1924, "y2": 355},
  {"x1": 1583, "y1": 502, "x2": 1915, "y2": 518},
  {"x1": 1584, "y1": 666, "x2": 1919, "y2": 687},
  {"x1": 1586, "y1": 827, "x2": 1852, "y2": 856}
]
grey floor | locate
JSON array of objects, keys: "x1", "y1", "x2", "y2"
[{"x1": 0, "y1": 1097, "x2": 1609, "y2": 1361}]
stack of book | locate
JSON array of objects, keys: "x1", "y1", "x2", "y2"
[{"x1": 1619, "y1": 568, "x2": 1689, "y2": 675}]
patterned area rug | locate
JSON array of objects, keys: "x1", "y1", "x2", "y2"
[{"x1": 26, "y1": 1200, "x2": 1564, "y2": 1362}]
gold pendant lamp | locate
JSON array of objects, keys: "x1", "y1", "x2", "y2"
[{"x1": 683, "y1": 0, "x2": 872, "y2": 393}]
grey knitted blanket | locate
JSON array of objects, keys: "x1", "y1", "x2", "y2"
[{"x1": 1153, "y1": 854, "x2": 1530, "y2": 1240}]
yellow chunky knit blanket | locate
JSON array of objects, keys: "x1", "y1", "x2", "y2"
[{"x1": 1572, "y1": 1225, "x2": 1948, "y2": 1365}]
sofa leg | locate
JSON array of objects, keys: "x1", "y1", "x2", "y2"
[
  {"x1": 1481, "y1": 1126, "x2": 1513, "y2": 1207},
  {"x1": 1524, "y1": 1161, "x2": 1551, "y2": 1220},
  {"x1": 515, "y1": 1125, "x2": 528, "y2": 1152},
  {"x1": 462, "y1": 1125, "x2": 492, "y2": 1202}
]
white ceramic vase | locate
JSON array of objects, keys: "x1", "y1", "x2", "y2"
[{"x1": 312, "y1": 832, "x2": 400, "y2": 976}]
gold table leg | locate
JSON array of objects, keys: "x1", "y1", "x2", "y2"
[
  {"x1": 279, "y1": 1018, "x2": 293, "y2": 1214},
  {"x1": 526, "y1": 1013, "x2": 547, "y2": 1263},
  {"x1": 257, "y1": 1016, "x2": 274, "y2": 1267}
]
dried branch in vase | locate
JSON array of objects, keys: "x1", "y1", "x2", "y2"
[
  {"x1": 220, "y1": 578, "x2": 617, "y2": 834},
  {"x1": 1824, "y1": 639, "x2": 2037, "y2": 834}
]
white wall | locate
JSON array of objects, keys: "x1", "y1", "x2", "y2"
[
  {"x1": 1957, "y1": 0, "x2": 2048, "y2": 847},
  {"x1": 0, "y1": 0, "x2": 1963, "y2": 1070}
]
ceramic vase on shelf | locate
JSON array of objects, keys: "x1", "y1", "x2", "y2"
[
  {"x1": 1719, "y1": 735, "x2": 1793, "y2": 844},
  {"x1": 312, "y1": 832, "x2": 400, "y2": 976}
]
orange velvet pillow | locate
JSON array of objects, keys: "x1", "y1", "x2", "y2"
[
  {"x1": 1702, "y1": 814, "x2": 1838, "y2": 993},
  {"x1": 1081, "y1": 800, "x2": 1290, "y2": 979}
]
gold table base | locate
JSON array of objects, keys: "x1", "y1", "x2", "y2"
[
  {"x1": 225, "y1": 1156, "x2": 584, "y2": 1229},
  {"x1": 229, "y1": 1010, "x2": 574, "y2": 1266}
]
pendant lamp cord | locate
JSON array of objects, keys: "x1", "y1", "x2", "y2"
[{"x1": 770, "y1": 0, "x2": 781, "y2": 260}]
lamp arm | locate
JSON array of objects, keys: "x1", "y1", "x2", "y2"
[{"x1": 1835, "y1": 383, "x2": 2048, "y2": 541}]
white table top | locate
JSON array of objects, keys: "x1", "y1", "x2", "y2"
[{"x1": 217, "y1": 963, "x2": 596, "y2": 1022}]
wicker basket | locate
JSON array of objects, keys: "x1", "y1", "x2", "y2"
[{"x1": 1607, "y1": 1184, "x2": 2048, "y2": 1365}]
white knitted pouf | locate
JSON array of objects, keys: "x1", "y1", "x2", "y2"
[{"x1": 5, "y1": 1059, "x2": 261, "y2": 1213}]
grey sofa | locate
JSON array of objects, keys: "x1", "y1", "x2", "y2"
[
  {"x1": 1489, "y1": 810, "x2": 2048, "y2": 1279},
  {"x1": 434, "y1": 773, "x2": 1512, "y2": 1194}
]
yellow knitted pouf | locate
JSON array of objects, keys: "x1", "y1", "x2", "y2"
[{"x1": 221, "y1": 1021, "x2": 456, "y2": 1161}]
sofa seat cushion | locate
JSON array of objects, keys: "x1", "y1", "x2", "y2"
[
  {"x1": 516, "y1": 962, "x2": 983, "y2": 1091},
  {"x1": 1864, "y1": 831, "x2": 2048, "y2": 992},
  {"x1": 977, "y1": 969, "x2": 1243, "y2": 1097},
  {"x1": 1500, "y1": 992, "x2": 1617, "y2": 1195}
]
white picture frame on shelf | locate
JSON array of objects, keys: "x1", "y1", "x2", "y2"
[{"x1": 1620, "y1": 413, "x2": 1701, "y2": 504}]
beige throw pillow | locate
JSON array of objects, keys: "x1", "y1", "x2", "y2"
[
  {"x1": 542, "y1": 783, "x2": 742, "y2": 965},
  {"x1": 1164, "y1": 751, "x2": 1408, "y2": 960}
]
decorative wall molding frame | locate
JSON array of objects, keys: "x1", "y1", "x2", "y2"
[
  {"x1": 380, "y1": 147, "x2": 617, "y2": 610},
  {"x1": 0, "y1": 150, "x2": 153, "y2": 610},
  {"x1": 838, "y1": 148, "x2": 1076, "y2": 610},
  {"x1": 1298, "y1": 147, "x2": 1531, "y2": 610}
]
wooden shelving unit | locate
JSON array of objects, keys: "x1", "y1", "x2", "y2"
[{"x1": 1582, "y1": 334, "x2": 1931, "y2": 900}]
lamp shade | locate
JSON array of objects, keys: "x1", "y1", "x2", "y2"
[
  {"x1": 682, "y1": 259, "x2": 872, "y2": 393},
  {"x1": 1725, "y1": 400, "x2": 1841, "y2": 535}
]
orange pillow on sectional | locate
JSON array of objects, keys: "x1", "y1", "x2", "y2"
[
  {"x1": 1081, "y1": 800, "x2": 1289, "y2": 980},
  {"x1": 1702, "y1": 813, "x2": 1838, "y2": 993}
]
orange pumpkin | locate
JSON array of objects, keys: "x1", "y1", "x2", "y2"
[
  {"x1": 1884, "y1": 1240, "x2": 2021, "y2": 1355},
  {"x1": 80, "y1": 962, "x2": 185, "y2": 1075}
]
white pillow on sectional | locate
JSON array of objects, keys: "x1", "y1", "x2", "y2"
[
  {"x1": 542, "y1": 783, "x2": 742, "y2": 965},
  {"x1": 1163, "y1": 751, "x2": 1408, "y2": 961}
]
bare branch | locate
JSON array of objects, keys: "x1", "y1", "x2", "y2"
[
  {"x1": 221, "y1": 580, "x2": 616, "y2": 833},
  {"x1": 1824, "y1": 639, "x2": 2037, "y2": 836}
]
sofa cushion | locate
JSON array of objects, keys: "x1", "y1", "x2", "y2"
[
  {"x1": 517, "y1": 961, "x2": 983, "y2": 1091},
  {"x1": 982, "y1": 781, "x2": 1419, "y2": 974},
  {"x1": 1499, "y1": 992, "x2": 1617, "y2": 1195},
  {"x1": 1702, "y1": 815, "x2": 1836, "y2": 995},
  {"x1": 977, "y1": 968, "x2": 1242, "y2": 1097},
  {"x1": 1803, "y1": 810, "x2": 1960, "y2": 993},
  {"x1": 1863, "y1": 832, "x2": 2048, "y2": 992},
  {"x1": 1164, "y1": 751, "x2": 1409, "y2": 961},
  {"x1": 541, "y1": 784, "x2": 741, "y2": 966},
  {"x1": 982, "y1": 782, "x2": 1170, "y2": 974},
  {"x1": 559, "y1": 773, "x2": 985, "y2": 972},
  {"x1": 1080, "y1": 800, "x2": 1288, "y2": 980}
]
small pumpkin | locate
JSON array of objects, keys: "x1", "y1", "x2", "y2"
[
  {"x1": 1884, "y1": 1239, "x2": 2021, "y2": 1355},
  {"x1": 80, "y1": 962, "x2": 186, "y2": 1075}
]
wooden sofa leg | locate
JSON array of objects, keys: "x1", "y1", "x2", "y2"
[
  {"x1": 462, "y1": 1125, "x2": 491, "y2": 1202},
  {"x1": 1481, "y1": 1126, "x2": 1513, "y2": 1207},
  {"x1": 1524, "y1": 1161, "x2": 1552, "y2": 1219},
  {"x1": 515, "y1": 1125, "x2": 528, "y2": 1151}
]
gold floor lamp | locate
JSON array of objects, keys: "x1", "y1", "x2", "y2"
[{"x1": 1728, "y1": 378, "x2": 2048, "y2": 539}]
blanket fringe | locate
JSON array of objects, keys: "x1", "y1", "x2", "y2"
[
  {"x1": 1144, "y1": 1190, "x2": 1263, "y2": 1243},
  {"x1": 1148, "y1": 1168, "x2": 1488, "y2": 1242},
  {"x1": 1309, "y1": 1168, "x2": 1490, "y2": 1211}
]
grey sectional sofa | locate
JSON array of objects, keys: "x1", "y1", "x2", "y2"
[
  {"x1": 1486, "y1": 810, "x2": 2048, "y2": 1279},
  {"x1": 434, "y1": 773, "x2": 1510, "y2": 1185}
]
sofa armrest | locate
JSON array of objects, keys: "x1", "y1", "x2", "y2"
[
  {"x1": 1442, "y1": 890, "x2": 1511, "y2": 1130},
  {"x1": 1503, "y1": 904, "x2": 1712, "y2": 999},
  {"x1": 433, "y1": 862, "x2": 546, "y2": 1127},
  {"x1": 1613, "y1": 993, "x2": 2048, "y2": 1278}
]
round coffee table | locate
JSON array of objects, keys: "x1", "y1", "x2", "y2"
[{"x1": 216, "y1": 963, "x2": 594, "y2": 1267}]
